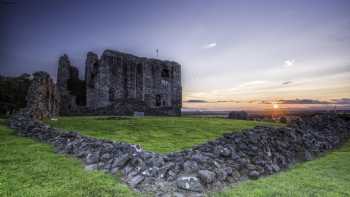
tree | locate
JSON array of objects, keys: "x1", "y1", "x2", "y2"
[{"x1": 0, "y1": 74, "x2": 32, "y2": 116}]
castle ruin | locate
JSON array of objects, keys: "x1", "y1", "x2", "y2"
[{"x1": 57, "y1": 50, "x2": 182, "y2": 116}]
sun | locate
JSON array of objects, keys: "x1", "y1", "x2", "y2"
[{"x1": 273, "y1": 103, "x2": 279, "y2": 109}]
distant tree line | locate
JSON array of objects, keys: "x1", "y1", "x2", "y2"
[{"x1": 0, "y1": 74, "x2": 32, "y2": 117}]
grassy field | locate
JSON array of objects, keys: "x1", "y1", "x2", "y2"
[
  {"x1": 47, "y1": 116, "x2": 280, "y2": 153},
  {"x1": 0, "y1": 119, "x2": 136, "y2": 197},
  {"x1": 1, "y1": 117, "x2": 350, "y2": 196}
]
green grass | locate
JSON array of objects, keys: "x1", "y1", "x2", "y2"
[
  {"x1": 214, "y1": 141, "x2": 350, "y2": 197},
  {"x1": 1, "y1": 117, "x2": 350, "y2": 196},
  {"x1": 0, "y1": 119, "x2": 137, "y2": 197},
  {"x1": 47, "y1": 116, "x2": 281, "y2": 153}
]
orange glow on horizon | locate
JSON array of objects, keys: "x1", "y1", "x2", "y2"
[
  {"x1": 182, "y1": 100, "x2": 349, "y2": 111},
  {"x1": 273, "y1": 103, "x2": 280, "y2": 109}
]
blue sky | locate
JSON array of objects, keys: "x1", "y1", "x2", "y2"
[{"x1": 1, "y1": 0, "x2": 350, "y2": 108}]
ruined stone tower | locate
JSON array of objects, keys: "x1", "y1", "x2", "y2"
[
  {"x1": 57, "y1": 49, "x2": 182, "y2": 116},
  {"x1": 57, "y1": 54, "x2": 86, "y2": 115},
  {"x1": 26, "y1": 71, "x2": 59, "y2": 120}
]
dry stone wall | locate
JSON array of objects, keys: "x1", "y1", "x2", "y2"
[{"x1": 9, "y1": 111, "x2": 350, "y2": 196}]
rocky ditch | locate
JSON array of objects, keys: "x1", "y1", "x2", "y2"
[{"x1": 9, "y1": 111, "x2": 350, "y2": 196}]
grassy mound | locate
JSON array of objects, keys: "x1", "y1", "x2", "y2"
[
  {"x1": 47, "y1": 116, "x2": 281, "y2": 153},
  {"x1": 0, "y1": 119, "x2": 136, "y2": 197}
]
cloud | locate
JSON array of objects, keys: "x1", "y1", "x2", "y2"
[
  {"x1": 331, "y1": 98, "x2": 350, "y2": 104},
  {"x1": 284, "y1": 59, "x2": 295, "y2": 67},
  {"x1": 259, "y1": 100, "x2": 272, "y2": 104},
  {"x1": 278, "y1": 99, "x2": 331, "y2": 104},
  {"x1": 282, "y1": 81, "x2": 292, "y2": 85},
  {"x1": 184, "y1": 99, "x2": 208, "y2": 103},
  {"x1": 185, "y1": 99, "x2": 243, "y2": 103},
  {"x1": 258, "y1": 99, "x2": 335, "y2": 105},
  {"x1": 215, "y1": 100, "x2": 241, "y2": 103},
  {"x1": 203, "y1": 42, "x2": 217, "y2": 49},
  {"x1": 277, "y1": 98, "x2": 350, "y2": 105},
  {"x1": 238, "y1": 80, "x2": 267, "y2": 87}
]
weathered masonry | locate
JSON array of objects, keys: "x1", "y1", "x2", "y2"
[{"x1": 57, "y1": 50, "x2": 182, "y2": 116}]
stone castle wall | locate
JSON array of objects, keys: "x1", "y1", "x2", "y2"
[
  {"x1": 59, "y1": 49, "x2": 182, "y2": 116},
  {"x1": 57, "y1": 55, "x2": 80, "y2": 115},
  {"x1": 25, "y1": 71, "x2": 59, "y2": 120},
  {"x1": 85, "y1": 50, "x2": 182, "y2": 115}
]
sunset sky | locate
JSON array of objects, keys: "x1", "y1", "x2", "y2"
[{"x1": 1, "y1": 0, "x2": 350, "y2": 110}]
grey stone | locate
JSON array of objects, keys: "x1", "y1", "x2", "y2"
[
  {"x1": 246, "y1": 164, "x2": 256, "y2": 171},
  {"x1": 86, "y1": 153, "x2": 99, "y2": 164},
  {"x1": 192, "y1": 153, "x2": 209, "y2": 164},
  {"x1": 304, "y1": 150, "x2": 313, "y2": 161},
  {"x1": 183, "y1": 160, "x2": 199, "y2": 173},
  {"x1": 123, "y1": 165, "x2": 134, "y2": 176},
  {"x1": 128, "y1": 175, "x2": 145, "y2": 187},
  {"x1": 172, "y1": 192, "x2": 185, "y2": 197},
  {"x1": 231, "y1": 170, "x2": 241, "y2": 180},
  {"x1": 112, "y1": 154, "x2": 131, "y2": 168},
  {"x1": 100, "y1": 153, "x2": 112, "y2": 161},
  {"x1": 271, "y1": 164, "x2": 280, "y2": 172},
  {"x1": 85, "y1": 164, "x2": 98, "y2": 171},
  {"x1": 188, "y1": 194, "x2": 205, "y2": 197},
  {"x1": 220, "y1": 147, "x2": 231, "y2": 157},
  {"x1": 176, "y1": 176, "x2": 203, "y2": 192},
  {"x1": 152, "y1": 156, "x2": 165, "y2": 167},
  {"x1": 248, "y1": 170, "x2": 260, "y2": 180},
  {"x1": 216, "y1": 168, "x2": 228, "y2": 181},
  {"x1": 110, "y1": 167, "x2": 119, "y2": 174},
  {"x1": 198, "y1": 170, "x2": 216, "y2": 184}
]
